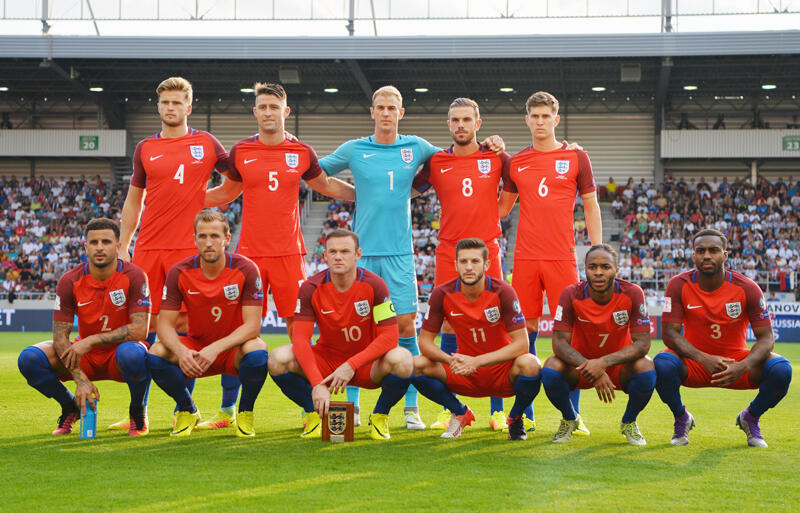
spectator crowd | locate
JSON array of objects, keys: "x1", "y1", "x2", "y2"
[
  {"x1": 0, "y1": 173, "x2": 240, "y2": 300},
  {"x1": 610, "y1": 174, "x2": 800, "y2": 293}
]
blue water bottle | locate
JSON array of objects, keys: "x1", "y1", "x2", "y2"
[{"x1": 80, "y1": 398, "x2": 98, "y2": 439}]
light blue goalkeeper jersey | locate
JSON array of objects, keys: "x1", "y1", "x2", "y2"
[{"x1": 320, "y1": 135, "x2": 439, "y2": 256}]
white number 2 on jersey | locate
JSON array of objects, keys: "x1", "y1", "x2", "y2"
[{"x1": 173, "y1": 164, "x2": 185, "y2": 185}]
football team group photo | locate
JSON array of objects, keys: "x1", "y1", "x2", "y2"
[{"x1": 2, "y1": 6, "x2": 799, "y2": 511}]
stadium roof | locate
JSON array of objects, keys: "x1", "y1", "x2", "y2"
[{"x1": 2, "y1": 31, "x2": 799, "y2": 59}]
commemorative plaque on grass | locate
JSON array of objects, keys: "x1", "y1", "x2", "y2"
[{"x1": 322, "y1": 401, "x2": 354, "y2": 442}]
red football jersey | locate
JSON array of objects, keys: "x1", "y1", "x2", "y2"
[
  {"x1": 161, "y1": 253, "x2": 263, "y2": 346},
  {"x1": 130, "y1": 128, "x2": 228, "y2": 250},
  {"x1": 228, "y1": 136, "x2": 322, "y2": 256},
  {"x1": 506, "y1": 144, "x2": 595, "y2": 260},
  {"x1": 423, "y1": 276, "x2": 526, "y2": 356},
  {"x1": 413, "y1": 146, "x2": 513, "y2": 243},
  {"x1": 553, "y1": 279, "x2": 650, "y2": 360},
  {"x1": 295, "y1": 267, "x2": 398, "y2": 365},
  {"x1": 662, "y1": 270, "x2": 771, "y2": 357},
  {"x1": 54, "y1": 260, "x2": 151, "y2": 340}
]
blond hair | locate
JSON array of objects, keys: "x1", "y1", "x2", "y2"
[
  {"x1": 156, "y1": 77, "x2": 193, "y2": 103},
  {"x1": 194, "y1": 209, "x2": 230, "y2": 235},
  {"x1": 525, "y1": 91, "x2": 559, "y2": 115},
  {"x1": 372, "y1": 85, "x2": 403, "y2": 105}
]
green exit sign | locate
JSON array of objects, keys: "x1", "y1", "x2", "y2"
[
  {"x1": 783, "y1": 136, "x2": 800, "y2": 152},
  {"x1": 79, "y1": 135, "x2": 99, "y2": 151}
]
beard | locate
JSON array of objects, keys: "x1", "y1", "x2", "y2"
[
  {"x1": 200, "y1": 252, "x2": 221, "y2": 264},
  {"x1": 460, "y1": 270, "x2": 485, "y2": 287}
]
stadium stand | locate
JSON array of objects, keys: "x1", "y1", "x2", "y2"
[
  {"x1": 611, "y1": 173, "x2": 800, "y2": 293},
  {"x1": 0, "y1": 173, "x2": 240, "y2": 300}
]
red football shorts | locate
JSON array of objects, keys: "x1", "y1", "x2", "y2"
[
  {"x1": 248, "y1": 254, "x2": 307, "y2": 318},
  {"x1": 513, "y1": 259, "x2": 578, "y2": 319},
  {"x1": 435, "y1": 239, "x2": 503, "y2": 286},
  {"x1": 443, "y1": 360, "x2": 515, "y2": 398},
  {"x1": 180, "y1": 336, "x2": 239, "y2": 377},
  {"x1": 574, "y1": 364, "x2": 626, "y2": 392},
  {"x1": 663, "y1": 349, "x2": 756, "y2": 390},
  {"x1": 59, "y1": 341, "x2": 149, "y2": 383},
  {"x1": 311, "y1": 345, "x2": 378, "y2": 389},
  {"x1": 133, "y1": 248, "x2": 196, "y2": 314}
]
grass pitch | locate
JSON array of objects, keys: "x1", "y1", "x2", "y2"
[{"x1": 1, "y1": 333, "x2": 798, "y2": 513}]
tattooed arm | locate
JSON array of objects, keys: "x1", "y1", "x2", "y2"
[
  {"x1": 552, "y1": 330, "x2": 588, "y2": 367},
  {"x1": 53, "y1": 320, "x2": 99, "y2": 415},
  {"x1": 61, "y1": 312, "x2": 149, "y2": 369}
]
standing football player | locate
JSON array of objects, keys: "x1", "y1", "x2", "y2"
[
  {"x1": 203, "y1": 82, "x2": 354, "y2": 429},
  {"x1": 320, "y1": 86, "x2": 504, "y2": 429},
  {"x1": 506, "y1": 91, "x2": 602, "y2": 435},
  {"x1": 114, "y1": 77, "x2": 235, "y2": 431}
]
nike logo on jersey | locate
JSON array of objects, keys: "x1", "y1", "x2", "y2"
[
  {"x1": 517, "y1": 166, "x2": 530, "y2": 172},
  {"x1": 440, "y1": 168, "x2": 453, "y2": 174},
  {"x1": 577, "y1": 316, "x2": 591, "y2": 322},
  {"x1": 150, "y1": 155, "x2": 164, "y2": 161},
  {"x1": 187, "y1": 290, "x2": 201, "y2": 295},
  {"x1": 687, "y1": 304, "x2": 703, "y2": 309},
  {"x1": 449, "y1": 311, "x2": 464, "y2": 316},
  {"x1": 363, "y1": 153, "x2": 376, "y2": 159},
  {"x1": 243, "y1": 158, "x2": 257, "y2": 164},
  {"x1": 77, "y1": 301, "x2": 93, "y2": 307},
  {"x1": 321, "y1": 309, "x2": 335, "y2": 314}
]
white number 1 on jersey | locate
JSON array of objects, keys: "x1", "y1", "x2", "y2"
[{"x1": 173, "y1": 164, "x2": 185, "y2": 184}]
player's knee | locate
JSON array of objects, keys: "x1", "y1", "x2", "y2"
[
  {"x1": 632, "y1": 355, "x2": 655, "y2": 373},
  {"x1": 525, "y1": 319, "x2": 538, "y2": 333},
  {"x1": 543, "y1": 355, "x2": 565, "y2": 372},
  {"x1": 653, "y1": 351, "x2": 682, "y2": 379},
  {"x1": 147, "y1": 340, "x2": 169, "y2": 358},
  {"x1": 764, "y1": 356, "x2": 792, "y2": 387},
  {"x1": 386, "y1": 347, "x2": 413, "y2": 377},
  {"x1": 412, "y1": 355, "x2": 431, "y2": 374},
  {"x1": 18, "y1": 346, "x2": 49, "y2": 379},
  {"x1": 115, "y1": 342, "x2": 147, "y2": 368},
  {"x1": 515, "y1": 353, "x2": 541, "y2": 376},
  {"x1": 267, "y1": 344, "x2": 295, "y2": 375},
  {"x1": 242, "y1": 337, "x2": 268, "y2": 354}
]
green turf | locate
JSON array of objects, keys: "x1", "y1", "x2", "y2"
[{"x1": 1, "y1": 333, "x2": 798, "y2": 512}]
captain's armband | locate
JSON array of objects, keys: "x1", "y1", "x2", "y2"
[{"x1": 373, "y1": 300, "x2": 396, "y2": 324}]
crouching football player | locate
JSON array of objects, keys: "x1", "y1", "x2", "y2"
[
  {"x1": 147, "y1": 210, "x2": 268, "y2": 437},
  {"x1": 412, "y1": 238, "x2": 542, "y2": 440},
  {"x1": 541, "y1": 244, "x2": 655, "y2": 445},
  {"x1": 654, "y1": 229, "x2": 791, "y2": 447},
  {"x1": 268, "y1": 229, "x2": 413, "y2": 441},
  {"x1": 18, "y1": 218, "x2": 152, "y2": 436}
]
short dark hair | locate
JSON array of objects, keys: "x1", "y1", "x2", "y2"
[
  {"x1": 194, "y1": 209, "x2": 230, "y2": 235},
  {"x1": 254, "y1": 82, "x2": 286, "y2": 101},
  {"x1": 449, "y1": 97, "x2": 480, "y2": 118},
  {"x1": 455, "y1": 237, "x2": 488, "y2": 261},
  {"x1": 85, "y1": 218, "x2": 120, "y2": 239},
  {"x1": 325, "y1": 229, "x2": 359, "y2": 249},
  {"x1": 693, "y1": 228, "x2": 728, "y2": 249},
  {"x1": 525, "y1": 91, "x2": 559, "y2": 115},
  {"x1": 585, "y1": 244, "x2": 618, "y2": 265}
]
